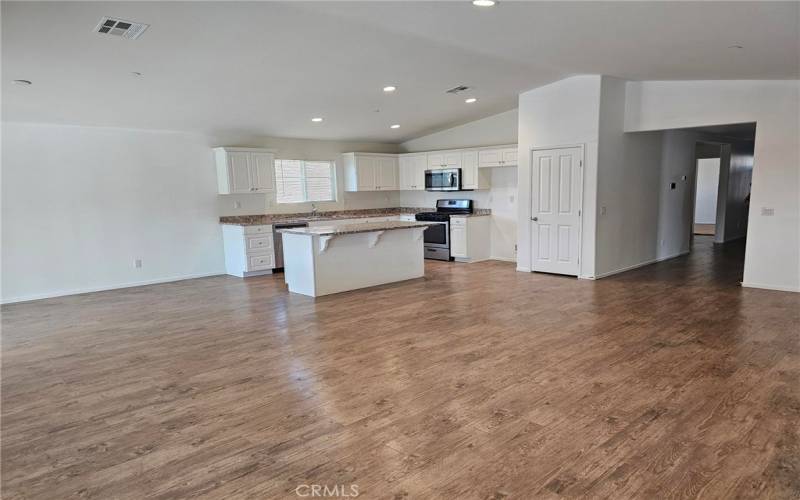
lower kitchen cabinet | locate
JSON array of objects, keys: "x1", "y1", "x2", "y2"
[
  {"x1": 450, "y1": 216, "x2": 490, "y2": 262},
  {"x1": 222, "y1": 225, "x2": 276, "y2": 277}
]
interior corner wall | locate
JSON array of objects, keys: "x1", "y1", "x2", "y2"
[
  {"x1": 517, "y1": 75, "x2": 602, "y2": 276},
  {"x1": 594, "y1": 77, "x2": 665, "y2": 277},
  {"x1": 625, "y1": 80, "x2": 796, "y2": 291}
]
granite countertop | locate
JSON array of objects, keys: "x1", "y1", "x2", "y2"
[
  {"x1": 277, "y1": 220, "x2": 433, "y2": 236},
  {"x1": 219, "y1": 207, "x2": 491, "y2": 226}
]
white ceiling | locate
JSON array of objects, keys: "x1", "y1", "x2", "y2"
[{"x1": 2, "y1": 1, "x2": 798, "y2": 143}]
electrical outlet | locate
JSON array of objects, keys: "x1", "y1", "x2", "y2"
[
  {"x1": 233, "y1": 201, "x2": 242, "y2": 209},
  {"x1": 601, "y1": 206, "x2": 607, "y2": 216},
  {"x1": 134, "y1": 259, "x2": 143, "y2": 269}
]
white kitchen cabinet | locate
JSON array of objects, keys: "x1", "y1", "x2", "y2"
[
  {"x1": 460, "y1": 150, "x2": 491, "y2": 190},
  {"x1": 399, "y1": 153, "x2": 426, "y2": 190},
  {"x1": 478, "y1": 146, "x2": 518, "y2": 168},
  {"x1": 449, "y1": 216, "x2": 490, "y2": 263},
  {"x1": 222, "y1": 224, "x2": 276, "y2": 277},
  {"x1": 427, "y1": 150, "x2": 463, "y2": 170},
  {"x1": 214, "y1": 147, "x2": 276, "y2": 194},
  {"x1": 376, "y1": 156, "x2": 399, "y2": 190},
  {"x1": 343, "y1": 153, "x2": 399, "y2": 191},
  {"x1": 450, "y1": 220, "x2": 468, "y2": 258}
]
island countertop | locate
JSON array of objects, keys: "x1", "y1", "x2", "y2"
[
  {"x1": 219, "y1": 207, "x2": 491, "y2": 226},
  {"x1": 277, "y1": 220, "x2": 432, "y2": 236}
]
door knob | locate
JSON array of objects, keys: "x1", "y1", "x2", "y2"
[{"x1": 532, "y1": 217, "x2": 538, "y2": 221}]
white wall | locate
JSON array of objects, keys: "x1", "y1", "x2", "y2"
[
  {"x1": 1, "y1": 123, "x2": 225, "y2": 303},
  {"x1": 625, "y1": 80, "x2": 798, "y2": 292},
  {"x1": 595, "y1": 77, "x2": 664, "y2": 277},
  {"x1": 517, "y1": 75, "x2": 602, "y2": 276},
  {"x1": 399, "y1": 109, "x2": 520, "y2": 262},
  {"x1": 214, "y1": 135, "x2": 400, "y2": 216},
  {"x1": 695, "y1": 158, "x2": 720, "y2": 225},
  {"x1": 1, "y1": 123, "x2": 402, "y2": 303},
  {"x1": 400, "y1": 109, "x2": 518, "y2": 153}
]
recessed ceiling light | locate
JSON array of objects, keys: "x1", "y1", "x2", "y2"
[
  {"x1": 383, "y1": 86, "x2": 397, "y2": 92},
  {"x1": 12, "y1": 79, "x2": 32, "y2": 86},
  {"x1": 728, "y1": 44, "x2": 744, "y2": 49},
  {"x1": 472, "y1": 0, "x2": 496, "y2": 6},
  {"x1": 131, "y1": 71, "x2": 143, "y2": 77},
  {"x1": 390, "y1": 124, "x2": 400, "y2": 129},
  {"x1": 465, "y1": 97, "x2": 478, "y2": 104},
  {"x1": 311, "y1": 117, "x2": 323, "y2": 122}
]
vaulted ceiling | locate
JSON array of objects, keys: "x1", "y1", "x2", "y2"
[{"x1": 3, "y1": 1, "x2": 797, "y2": 142}]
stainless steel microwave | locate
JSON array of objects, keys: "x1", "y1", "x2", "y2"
[{"x1": 425, "y1": 168, "x2": 461, "y2": 191}]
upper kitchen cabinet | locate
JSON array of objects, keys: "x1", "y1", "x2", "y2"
[
  {"x1": 398, "y1": 153, "x2": 426, "y2": 190},
  {"x1": 343, "y1": 153, "x2": 399, "y2": 192},
  {"x1": 427, "y1": 151, "x2": 462, "y2": 170},
  {"x1": 460, "y1": 150, "x2": 491, "y2": 190},
  {"x1": 478, "y1": 146, "x2": 518, "y2": 168},
  {"x1": 214, "y1": 147, "x2": 276, "y2": 194}
]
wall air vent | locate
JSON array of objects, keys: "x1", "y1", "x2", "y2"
[
  {"x1": 94, "y1": 17, "x2": 149, "y2": 39},
  {"x1": 445, "y1": 85, "x2": 470, "y2": 94}
]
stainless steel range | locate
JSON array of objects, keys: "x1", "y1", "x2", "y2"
[{"x1": 414, "y1": 199, "x2": 474, "y2": 261}]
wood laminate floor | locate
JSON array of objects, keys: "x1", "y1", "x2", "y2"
[{"x1": 2, "y1": 236, "x2": 799, "y2": 499}]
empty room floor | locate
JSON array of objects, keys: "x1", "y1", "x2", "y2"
[{"x1": 2, "y1": 237, "x2": 799, "y2": 499}]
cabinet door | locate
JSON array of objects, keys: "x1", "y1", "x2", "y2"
[
  {"x1": 356, "y1": 156, "x2": 377, "y2": 191},
  {"x1": 450, "y1": 223, "x2": 468, "y2": 258},
  {"x1": 250, "y1": 152, "x2": 275, "y2": 192},
  {"x1": 398, "y1": 156, "x2": 415, "y2": 190},
  {"x1": 479, "y1": 149, "x2": 502, "y2": 168},
  {"x1": 444, "y1": 151, "x2": 462, "y2": 169},
  {"x1": 460, "y1": 151, "x2": 479, "y2": 189},
  {"x1": 377, "y1": 157, "x2": 398, "y2": 190},
  {"x1": 501, "y1": 148, "x2": 518, "y2": 166},
  {"x1": 228, "y1": 152, "x2": 253, "y2": 193},
  {"x1": 427, "y1": 153, "x2": 445, "y2": 170}
]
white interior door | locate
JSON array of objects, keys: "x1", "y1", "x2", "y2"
[{"x1": 530, "y1": 147, "x2": 583, "y2": 276}]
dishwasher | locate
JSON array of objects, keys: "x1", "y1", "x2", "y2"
[{"x1": 272, "y1": 222, "x2": 309, "y2": 271}]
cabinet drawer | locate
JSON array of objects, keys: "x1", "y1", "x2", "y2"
[
  {"x1": 450, "y1": 216, "x2": 467, "y2": 227},
  {"x1": 244, "y1": 225, "x2": 272, "y2": 235},
  {"x1": 248, "y1": 253, "x2": 275, "y2": 271},
  {"x1": 246, "y1": 234, "x2": 274, "y2": 253}
]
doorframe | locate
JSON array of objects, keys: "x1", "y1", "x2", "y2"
[
  {"x1": 529, "y1": 144, "x2": 585, "y2": 277},
  {"x1": 690, "y1": 140, "x2": 729, "y2": 249}
]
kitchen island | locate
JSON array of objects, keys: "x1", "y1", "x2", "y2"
[{"x1": 278, "y1": 220, "x2": 431, "y2": 297}]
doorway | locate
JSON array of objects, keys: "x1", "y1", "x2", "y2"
[{"x1": 692, "y1": 145, "x2": 722, "y2": 238}]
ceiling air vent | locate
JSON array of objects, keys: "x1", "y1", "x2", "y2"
[
  {"x1": 94, "y1": 17, "x2": 149, "y2": 39},
  {"x1": 445, "y1": 85, "x2": 470, "y2": 95}
]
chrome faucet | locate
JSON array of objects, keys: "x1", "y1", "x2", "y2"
[{"x1": 311, "y1": 203, "x2": 318, "y2": 217}]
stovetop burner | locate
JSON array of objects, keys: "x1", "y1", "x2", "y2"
[{"x1": 415, "y1": 199, "x2": 474, "y2": 222}]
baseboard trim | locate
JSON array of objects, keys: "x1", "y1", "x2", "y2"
[
  {"x1": 516, "y1": 265, "x2": 531, "y2": 273},
  {"x1": 594, "y1": 251, "x2": 690, "y2": 279},
  {"x1": 490, "y1": 256, "x2": 517, "y2": 263},
  {"x1": 1, "y1": 271, "x2": 225, "y2": 305},
  {"x1": 741, "y1": 282, "x2": 800, "y2": 293}
]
